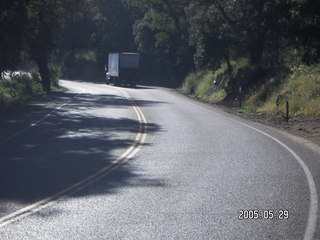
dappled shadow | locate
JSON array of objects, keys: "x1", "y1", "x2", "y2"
[
  {"x1": 64, "y1": 79, "x2": 156, "y2": 89},
  {"x1": 0, "y1": 88, "x2": 165, "y2": 218},
  {"x1": 69, "y1": 92, "x2": 167, "y2": 109},
  {"x1": 0, "y1": 91, "x2": 166, "y2": 141}
]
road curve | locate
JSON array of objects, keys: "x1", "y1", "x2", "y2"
[{"x1": 0, "y1": 80, "x2": 320, "y2": 239}]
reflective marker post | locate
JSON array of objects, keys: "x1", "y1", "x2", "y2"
[
  {"x1": 286, "y1": 94, "x2": 289, "y2": 122},
  {"x1": 239, "y1": 86, "x2": 242, "y2": 109}
]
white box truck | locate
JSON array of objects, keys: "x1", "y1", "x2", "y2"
[{"x1": 105, "y1": 53, "x2": 140, "y2": 88}]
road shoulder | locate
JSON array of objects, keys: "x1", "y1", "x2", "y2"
[{"x1": 173, "y1": 89, "x2": 320, "y2": 148}]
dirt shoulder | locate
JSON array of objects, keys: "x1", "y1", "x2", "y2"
[
  {"x1": 176, "y1": 89, "x2": 320, "y2": 147},
  {"x1": 214, "y1": 103, "x2": 320, "y2": 147}
]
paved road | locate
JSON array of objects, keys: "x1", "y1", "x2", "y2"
[{"x1": 1, "y1": 80, "x2": 320, "y2": 239}]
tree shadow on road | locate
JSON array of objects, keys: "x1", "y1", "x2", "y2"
[{"x1": 0, "y1": 90, "x2": 166, "y2": 218}]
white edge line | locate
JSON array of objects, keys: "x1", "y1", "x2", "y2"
[
  {"x1": 186, "y1": 100, "x2": 318, "y2": 240},
  {"x1": 1, "y1": 89, "x2": 85, "y2": 144}
]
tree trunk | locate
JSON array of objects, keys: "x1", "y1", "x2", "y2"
[{"x1": 35, "y1": 56, "x2": 51, "y2": 93}]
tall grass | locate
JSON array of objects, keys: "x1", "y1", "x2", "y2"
[
  {"x1": 180, "y1": 64, "x2": 227, "y2": 97},
  {"x1": 180, "y1": 70, "x2": 207, "y2": 95},
  {"x1": 259, "y1": 65, "x2": 320, "y2": 116},
  {"x1": 179, "y1": 61, "x2": 244, "y2": 102},
  {"x1": 180, "y1": 70, "x2": 220, "y2": 101},
  {"x1": 180, "y1": 61, "x2": 320, "y2": 117}
]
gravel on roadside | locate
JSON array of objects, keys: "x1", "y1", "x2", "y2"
[{"x1": 216, "y1": 104, "x2": 320, "y2": 147}]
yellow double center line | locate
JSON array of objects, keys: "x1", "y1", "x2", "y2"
[{"x1": 0, "y1": 88, "x2": 147, "y2": 228}]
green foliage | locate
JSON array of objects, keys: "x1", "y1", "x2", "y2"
[
  {"x1": 180, "y1": 64, "x2": 229, "y2": 102},
  {"x1": 180, "y1": 71, "x2": 207, "y2": 95},
  {"x1": 181, "y1": 60, "x2": 320, "y2": 116},
  {"x1": 0, "y1": 72, "x2": 43, "y2": 106},
  {"x1": 209, "y1": 89, "x2": 227, "y2": 103},
  {"x1": 130, "y1": 0, "x2": 194, "y2": 85},
  {"x1": 26, "y1": 0, "x2": 86, "y2": 92},
  {"x1": 257, "y1": 65, "x2": 320, "y2": 116},
  {"x1": 0, "y1": 0, "x2": 28, "y2": 72},
  {"x1": 49, "y1": 64, "x2": 62, "y2": 89},
  {"x1": 238, "y1": 105, "x2": 257, "y2": 113},
  {"x1": 187, "y1": 0, "x2": 236, "y2": 69},
  {"x1": 286, "y1": 65, "x2": 320, "y2": 115},
  {"x1": 187, "y1": 0, "x2": 320, "y2": 71},
  {"x1": 1, "y1": 0, "x2": 320, "y2": 91},
  {"x1": 0, "y1": 0, "x2": 86, "y2": 92},
  {"x1": 75, "y1": 50, "x2": 97, "y2": 62},
  {"x1": 56, "y1": 0, "x2": 138, "y2": 81},
  {"x1": 195, "y1": 71, "x2": 215, "y2": 100}
]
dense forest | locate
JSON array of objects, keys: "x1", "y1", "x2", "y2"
[{"x1": 1, "y1": 0, "x2": 320, "y2": 94}]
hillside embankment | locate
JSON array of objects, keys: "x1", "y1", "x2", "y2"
[{"x1": 180, "y1": 62, "x2": 320, "y2": 146}]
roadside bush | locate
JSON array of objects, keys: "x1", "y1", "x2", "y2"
[
  {"x1": 180, "y1": 70, "x2": 207, "y2": 95},
  {"x1": 180, "y1": 62, "x2": 234, "y2": 101},
  {"x1": 286, "y1": 65, "x2": 320, "y2": 115},
  {"x1": 259, "y1": 65, "x2": 320, "y2": 116},
  {"x1": 195, "y1": 71, "x2": 215, "y2": 100},
  {"x1": 0, "y1": 71, "x2": 43, "y2": 106}
]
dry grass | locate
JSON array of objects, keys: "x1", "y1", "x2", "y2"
[
  {"x1": 180, "y1": 62, "x2": 320, "y2": 117},
  {"x1": 258, "y1": 65, "x2": 320, "y2": 116}
]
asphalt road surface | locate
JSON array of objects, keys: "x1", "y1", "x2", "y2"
[{"x1": 1, "y1": 80, "x2": 320, "y2": 239}]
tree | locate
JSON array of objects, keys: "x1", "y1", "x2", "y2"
[
  {"x1": 187, "y1": 0, "x2": 298, "y2": 69},
  {"x1": 91, "y1": 0, "x2": 138, "y2": 66},
  {"x1": 129, "y1": 0, "x2": 194, "y2": 85},
  {"x1": 26, "y1": 0, "x2": 86, "y2": 92},
  {"x1": 290, "y1": 0, "x2": 320, "y2": 63},
  {"x1": 0, "y1": 0, "x2": 28, "y2": 75},
  {"x1": 187, "y1": 0, "x2": 237, "y2": 71}
]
